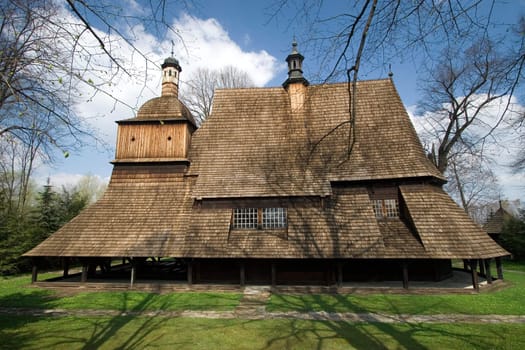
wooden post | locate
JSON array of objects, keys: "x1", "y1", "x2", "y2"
[
  {"x1": 240, "y1": 262, "x2": 245, "y2": 287},
  {"x1": 31, "y1": 263, "x2": 38, "y2": 284},
  {"x1": 271, "y1": 263, "x2": 276, "y2": 287},
  {"x1": 130, "y1": 258, "x2": 136, "y2": 288},
  {"x1": 496, "y1": 257, "x2": 503, "y2": 280},
  {"x1": 469, "y1": 259, "x2": 479, "y2": 291},
  {"x1": 484, "y1": 259, "x2": 492, "y2": 284},
  {"x1": 63, "y1": 257, "x2": 70, "y2": 278},
  {"x1": 187, "y1": 260, "x2": 193, "y2": 286},
  {"x1": 337, "y1": 262, "x2": 343, "y2": 287},
  {"x1": 463, "y1": 259, "x2": 469, "y2": 271},
  {"x1": 81, "y1": 264, "x2": 88, "y2": 283},
  {"x1": 402, "y1": 262, "x2": 409, "y2": 289},
  {"x1": 479, "y1": 259, "x2": 486, "y2": 276}
]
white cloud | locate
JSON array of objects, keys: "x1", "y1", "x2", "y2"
[
  {"x1": 408, "y1": 95, "x2": 525, "y2": 201},
  {"x1": 168, "y1": 14, "x2": 279, "y2": 87},
  {"x1": 35, "y1": 11, "x2": 282, "y2": 188},
  {"x1": 35, "y1": 172, "x2": 109, "y2": 189}
]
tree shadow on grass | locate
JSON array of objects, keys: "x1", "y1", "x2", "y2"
[
  {"x1": 0, "y1": 283, "x2": 244, "y2": 349},
  {"x1": 261, "y1": 293, "x2": 504, "y2": 350}
]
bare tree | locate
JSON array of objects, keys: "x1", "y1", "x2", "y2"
[
  {"x1": 0, "y1": 0, "x2": 95, "y2": 152},
  {"x1": 182, "y1": 66, "x2": 254, "y2": 124},
  {"x1": 444, "y1": 145, "x2": 501, "y2": 219},
  {"x1": 419, "y1": 38, "x2": 524, "y2": 174}
]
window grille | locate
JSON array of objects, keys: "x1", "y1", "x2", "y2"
[
  {"x1": 372, "y1": 199, "x2": 399, "y2": 218},
  {"x1": 384, "y1": 199, "x2": 399, "y2": 217},
  {"x1": 262, "y1": 208, "x2": 287, "y2": 229},
  {"x1": 232, "y1": 207, "x2": 287, "y2": 229},
  {"x1": 232, "y1": 208, "x2": 258, "y2": 229}
]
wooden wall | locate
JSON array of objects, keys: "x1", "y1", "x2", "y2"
[{"x1": 115, "y1": 123, "x2": 189, "y2": 160}]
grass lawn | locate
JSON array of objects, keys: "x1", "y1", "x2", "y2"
[
  {"x1": 0, "y1": 273, "x2": 242, "y2": 312},
  {"x1": 1, "y1": 261, "x2": 525, "y2": 349},
  {"x1": 267, "y1": 267, "x2": 525, "y2": 315},
  {"x1": 1, "y1": 316, "x2": 524, "y2": 350}
]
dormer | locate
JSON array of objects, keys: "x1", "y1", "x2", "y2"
[{"x1": 113, "y1": 56, "x2": 196, "y2": 166}]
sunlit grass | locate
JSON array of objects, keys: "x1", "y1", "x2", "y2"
[
  {"x1": 0, "y1": 274, "x2": 241, "y2": 311},
  {"x1": 1, "y1": 316, "x2": 524, "y2": 350},
  {"x1": 267, "y1": 269, "x2": 525, "y2": 315}
]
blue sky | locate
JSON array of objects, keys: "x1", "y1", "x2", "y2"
[{"x1": 37, "y1": 0, "x2": 525, "y2": 202}]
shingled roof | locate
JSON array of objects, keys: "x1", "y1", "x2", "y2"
[
  {"x1": 25, "y1": 77, "x2": 507, "y2": 260},
  {"x1": 483, "y1": 206, "x2": 513, "y2": 235},
  {"x1": 188, "y1": 80, "x2": 444, "y2": 199},
  {"x1": 118, "y1": 95, "x2": 196, "y2": 127}
]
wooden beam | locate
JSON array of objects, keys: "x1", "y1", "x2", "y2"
[
  {"x1": 240, "y1": 262, "x2": 245, "y2": 287},
  {"x1": 496, "y1": 257, "x2": 504, "y2": 280},
  {"x1": 469, "y1": 259, "x2": 479, "y2": 291},
  {"x1": 130, "y1": 258, "x2": 136, "y2": 288},
  {"x1": 271, "y1": 263, "x2": 276, "y2": 287},
  {"x1": 402, "y1": 262, "x2": 409, "y2": 289},
  {"x1": 31, "y1": 263, "x2": 38, "y2": 284},
  {"x1": 463, "y1": 259, "x2": 469, "y2": 271},
  {"x1": 337, "y1": 262, "x2": 343, "y2": 287},
  {"x1": 484, "y1": 259, "x2": 492, "y2": 284},
  {"x1": 478, "y1": 259, "x2": 486, "y2": 276},
  {"x1": 63, "y1": 258, "x2": 69, "y2": 278},
  {"x1": 81, "y1": 264, "x2": 88, "y2": 283},
  {"x1": 187, "y1": 261, "x2": 193, "y2": 286}
]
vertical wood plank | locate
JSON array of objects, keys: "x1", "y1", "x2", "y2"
[
  {"x1": 496, "y1": 257, "x2": 504, "y2": 280},
  {"x1": 337, "y1": 262, "x2": 343, "y2": 287},
  {"x1": 484, "y1": 259, "x2": 492, "y2": 284},
  {"x1": 402, "y1": 262, "x2": 409, "y2": 289},
  {"x1": 31, "y1": 263, "x2": 38, "y2": 284},
  {"x1": 130, "y1": 258, "x2": 136, "y2": 288},
  {"x1": 81, "y1": 264, "x2": 88, "y2": 283},
  {"x1": 240, "y1": 262, "x2": 245, "y2": 287},
  {"x1": 470, "y1": 259, "x2": 479, "y2": 291},
  {"x1": 63, "y1": 257, "x2": 69, "y2": 278},
  {"x1": 187, "y1": 261, "x2": 193, "y2": 286},
  {"x1": 271, "y1": 263, "x2": 276, "y2": 287},
  {"x1": 479, "y1": 259, "x2": 486, "y2": 276}
]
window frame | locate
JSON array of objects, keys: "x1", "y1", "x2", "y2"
[
  {"x1": 372, "y1": 198, "x2": 400, "y2": 219},
  {"x1": 231, "y1": 207, "x2": 288, "y2": 230}
]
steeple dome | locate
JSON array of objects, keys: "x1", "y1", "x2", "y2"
[
  {"x1": 282, "y1": 39, "x2": 309, "y2": 89},
  {"x1": 161, "y1": 56, "x2": 181, "y2": 96}
]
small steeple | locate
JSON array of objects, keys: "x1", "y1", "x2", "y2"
[
  {"x1": 161, "y1": 55, "x2": 181, "y2": 97},
  {"x1": 282, "y1": 39, "x2": 309, "y2": 89}
]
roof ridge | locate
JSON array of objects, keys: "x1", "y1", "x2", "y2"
[{"x1": 215, "y1": 78, "x2": 394, "y2": 93}]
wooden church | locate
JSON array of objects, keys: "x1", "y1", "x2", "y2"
[{"x1": 25, "y1": 42, "x2": 508, "y2": 289}]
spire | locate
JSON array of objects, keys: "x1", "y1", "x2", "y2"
[
  {"x1": 282, "y1": 39, "x2": 309, "y2": 89},
  {"x1": 161, "y1": 55, "x2": 181, "y2": 97}
]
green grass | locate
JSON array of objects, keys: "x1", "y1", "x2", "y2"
[
  {"x1": 502, "y1": 259, "x2": 525, "y2": 273},
  {"x1": 0, "y1": 316, "x2": 524, "y2": 350},
  {"x1": 2, "y1": 262, "x2": 525, "y2": 349},
  {"x1": 267, "y1": 270, "x2": 525, "y2": 315},
  {"x1": 0, "y1": 273, "x2": 241, "y2": 312}
]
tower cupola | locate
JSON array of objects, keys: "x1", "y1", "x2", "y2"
[
  {"x1": 161, "y1": 56, "x2": 181, "y2": 96},
  {"x1": 282, "y1": 39, "x2": 309, "y2": 89}
]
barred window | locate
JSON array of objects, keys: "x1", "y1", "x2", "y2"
[
  {"x1": 372, "y1": 199, "x2": 399, "y2": 218},
  {"x1": 232, "y1": 208, "x2": 287, "y2": 229},
  {"x1": 232, "y1": 208, "x2": 258, "y2": 229},
  {"x1": 262, "y1": 208, "x2": 287, "y2": 229}
]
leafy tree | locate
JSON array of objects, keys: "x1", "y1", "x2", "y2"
[
  {"x1": 0, "y1": 179, "x2": 93, "y2": 275},
  {"x1": 500, "y1": 212, "x2": 525, "y2": 259}
]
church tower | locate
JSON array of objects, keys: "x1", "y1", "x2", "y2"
[
  {"x1": 283, "y1": 40, "x2": 309, "y2": 111},
  {"x1": 113, "y1": 55, "x2": 196, "y2": 169}
]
